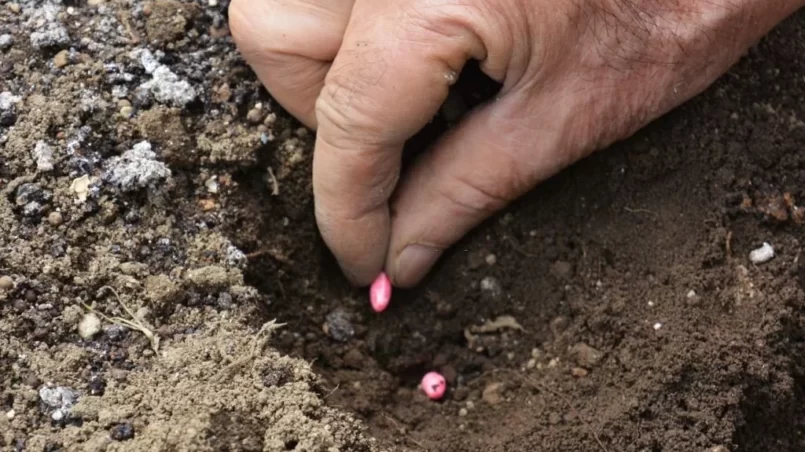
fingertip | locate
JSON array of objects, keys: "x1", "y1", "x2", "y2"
[
  {"x1": 387, "y1": 243, "x2": 443, "y2": 288},
  {"x1": 339, "y1": 262, "x2": 375, "y2": 288},
  {"x1": 316, "y1": 201, "x2": 391, "y2": 288}
]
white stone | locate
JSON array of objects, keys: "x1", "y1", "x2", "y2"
[
  {"x1": 33, "y1": 141, "x2": 54, "y2": 172},
  {"x1": 749, "y1": 242, "x2": 774, "y2": 264},
  {"x1": 78, "y1": 313, "x2": 101, "y2": 339}
]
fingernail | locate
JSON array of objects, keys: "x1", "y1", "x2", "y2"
[{"x1": 395, "y1": 244, "x2": 442, "y2": 286}]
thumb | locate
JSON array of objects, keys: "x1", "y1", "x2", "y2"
[
  {"x1": 386, "y1": 85, "x2": 587, "y2": 287},
  {"x1": 312, "y1": 1, "x2": 486, "y2": 285}
]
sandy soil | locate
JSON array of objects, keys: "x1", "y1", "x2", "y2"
[{"x1": 3, "y1": 1, "x2": 805, "y2": 451}]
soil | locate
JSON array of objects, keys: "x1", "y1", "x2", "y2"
[{"x1": 2, "y1": 1, "x2": 805, "y2": 451}]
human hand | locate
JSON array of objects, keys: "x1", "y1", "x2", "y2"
[{"x1": 229, "y1": 0, "x2": 802, "y2": 288}]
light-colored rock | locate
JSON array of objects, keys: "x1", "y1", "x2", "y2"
[{"x1": 78, "y1": 313, "x2": 102, "y2": 339}]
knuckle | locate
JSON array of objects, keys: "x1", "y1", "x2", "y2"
[
  {"x1": 315, "y1": 79, "x2": 386, "y2": 149},
  {"x1": 402, "y1": 2, "x2": 488, "y2": 66},
  {"x1": 438, "y1": 171, "x2": 513, "y2": 218}
]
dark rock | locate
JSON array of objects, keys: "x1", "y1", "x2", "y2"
[
  {"x1": 110, "y1": 423, "x2": 135, "y2": 441},
  {"x1": 88, "y1": 375, "x2": 106, "y2": 396}
]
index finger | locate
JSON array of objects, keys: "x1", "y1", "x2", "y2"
[{"x1": 312, "y1": 1, "x2": 486, "y2": 286}]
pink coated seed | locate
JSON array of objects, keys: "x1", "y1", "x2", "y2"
[
  {"x1": 420, "y1": 371, "x2": 447, "y2": 400},
  {"x1": 369, "y1": 272, "x2": 392, "y2": 313}
]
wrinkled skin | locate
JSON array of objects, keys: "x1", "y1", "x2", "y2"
[{"x1": 229, "y1": 0, "x2": 803, "y2": 288}]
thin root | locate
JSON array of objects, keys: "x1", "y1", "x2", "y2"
[
  {"x1": 83, "y1": 286, "x2": 160, "y2": 353},
  {"x1": 725, "y1": 230, "x2": 733, "y2": 257},
  {"x1": 213, "y1": 319, "x2": 285, "y2": 383},
  {"x1": 267, "y1": 166, "x2": 280, "y2": 196},
  {"x1": 623, "y1": 207, "x2": 657, "y2": 218}
]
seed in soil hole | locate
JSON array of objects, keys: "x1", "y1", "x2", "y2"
[
  {"x1": 369, "y1": 272, "x2": 391, "y2": 312},
  {"x1": 420, "y1": 371, "x2": 447, "y2": 400}
]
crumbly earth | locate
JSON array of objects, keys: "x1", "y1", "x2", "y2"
[{"x1": 2, "y1": 1, "x2": 805, "y2": 451}]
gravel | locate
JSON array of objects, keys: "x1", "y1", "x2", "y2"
[
  {"x1": 33, "y1": 141, "x2": 55, "y2": 172},
  {"x1": 39, "y1": 385, "x2": 79, "y2": 421},
  {"x1": 102, "y1": 141, "x2": 171, "y2": 192},
  {"x1": 27, "y1": 2, "x2": 70, "y2": 50}
]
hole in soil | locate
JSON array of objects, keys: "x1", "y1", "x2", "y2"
[{"x1": 283, "y1": 440, "x2": 298, "y2": 450}]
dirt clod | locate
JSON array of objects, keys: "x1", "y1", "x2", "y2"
[
  {"x1": 53, "y1": 50, "x2": 69, "y2": 68},
  {"x1": 78, "y1": 313, "x2": 102, "y2": 339},
  {"x1": 0, "y1": 276, "x2": 13, "y2": 290},
  {"x1": 482, "y1": 382, "x2": 504, "y2": 405},
  {"x1": 570, "y1": 343, "x2": 604, "y2": 369},
  {"x1": 46, "y1": 211, "x2": 63, "y2": 226},
  {"x1": 324, "y1": 308, "x2": 355, "y2": 342}
]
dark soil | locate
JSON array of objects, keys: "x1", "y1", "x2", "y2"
[{"x1": 3, "y1": 1, "x2": 805, "y2": 451}]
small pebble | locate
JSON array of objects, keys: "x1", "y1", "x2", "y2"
[
  {"x1": 7, "y1": 3, "x2": 20, "y2": 14},
  {"x1": 88, "y1": 375, "x2": 106, "y2": 396},
  {"x1": 458, "y1": 408, "x2": 468, "y2": 417},
  {"x1": 653, "y1": 322, "x2": 662, "y2": 331},
  {"x1": 482, "y1": 382, "x2": 503, "y2": 405},
  {"x1": 749, "y1": 242, "x2": 774, "y2": 264},
  {"x1": 571, "y1": 343, "x2": 603, "y2": 368},
  {"x1": 6, "y1": 409, "x2": 14, "y2": 420},
  {"x1": 480, "y1": 276, "x2": 502, "y2": 298},
  {"x1": 420, "y1": 371, "x2": 447, "y2": 400},
  {"x1": 485, "y1": 254, "x2": 496, "y2": 265},
  {"x1": 47, "y1": 211, "x2": 63, "y2": 226},
  {"x1": 369, "y1": 272, "x2": 392, "y2": 313},
  {"x1": 78, "y1": 313, "x2": 102, "y2": 339},
  {"x1": 0, "y1": 275, "x2": 13, "y2": 290},
  {"x1": 205, "y1": 176, "x2": 219, "y2": 194},
  {"x1": 323, "y1": 308, "x2": 354, "y2": 342},
  {"x1": 0, "y1": 34, "x2": 13, "y2": 50},
  {"x1": 571, "y1": 367, "x2": 588, "y2": 378},
  {"x1": 246, "y1": 107, "x2": 264, "y2": 124},
  {"x1": 53, "y1": 50, "x2": 69, "y2": 68}
]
